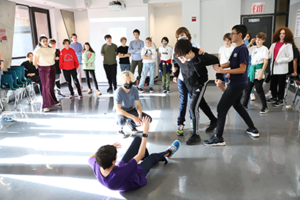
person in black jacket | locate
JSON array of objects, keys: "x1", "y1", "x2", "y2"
[
  {"x1": 174, "y1": 39, "x2": 221, "y2": 145},
  {"x1": 21, "y1": 52, "x2": 42, "y2": 93}
]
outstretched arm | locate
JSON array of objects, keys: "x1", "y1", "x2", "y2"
[{"x1": 133, "y1": 117, "x2": 150, "y2": 163}]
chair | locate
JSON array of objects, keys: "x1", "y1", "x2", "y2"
[
  {"x1": 9, "y1": 67, "x2": 31, "y2": 103},
  {"x1": 284, "y1": 74, "x2": 300, "y2": 101},
  {"x1": 1, "y1": 74, "x2": 19, "y2": 109}
]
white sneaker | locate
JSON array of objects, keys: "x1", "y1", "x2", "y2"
[
  {"x1": 250, "y1": 93, "x2": 256, "y2": 101},
  {"x1": 44, "y1": 108, "x2": 50, "y2": 112},
  {"x1": 55, "y1": 102, "x2": 61, "y2": 106}
]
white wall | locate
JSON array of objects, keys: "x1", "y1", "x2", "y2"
[
  {"x1": 289, "y1": 0, "x2": 300, "y2": 48},
  {"x1": 182, "y1": 0, "x2": 200, "y2": 45},
  {"x1": 151, "y1": 5, "x2": 182, "y2": 49},
  {"x1": 88, "y1": 6, "x2": 149, "y2": 83},
  {"x1": 241, "y1": 0, "x2": 275, "y2": 15}
]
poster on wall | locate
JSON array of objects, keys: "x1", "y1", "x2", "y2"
[
  {"x1": 0, "y1": 29, "x2": 8, "y2": 42},
  {"x1": 295, "y1": 9, "x2": 300, "y2": 38}
]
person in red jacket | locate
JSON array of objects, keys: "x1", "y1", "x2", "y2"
[{"x1": 60, "y1": 39, "x2": 82, "y2": 99}]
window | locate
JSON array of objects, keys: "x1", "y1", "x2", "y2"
[{"x1": 12, "y1": 5, "x2": 33, "y2": 59}]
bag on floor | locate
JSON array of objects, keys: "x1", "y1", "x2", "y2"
[{"x1": 135, "y1": 76, "x2": 150, "y2": 86}]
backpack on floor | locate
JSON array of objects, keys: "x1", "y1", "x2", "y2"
[{"x1": 136, "y1": 76, "x2": 150, "y2": 86}]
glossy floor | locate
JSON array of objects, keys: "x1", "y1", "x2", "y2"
[{"x1": 0, "y1": 83, "x2": 300, "y2": 200}]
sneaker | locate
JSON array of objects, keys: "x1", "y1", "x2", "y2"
[
  {"x1": 203, "y1": 135, "x2": 226, "y2": 146},
  {"x1": 260, "y1": 107, "x2": 269, "y2": 114},
  {"x1": 205, "y1": 119, "x2": 217, "y2": 132},
  {"x1": 96, "y1": 90, "x2": 102, "y2": 95},
  {"x1": 69, "y1": 94, "x2": 74, "y2": 99},
  {"x1": 273, "y1": 99, "x2": 283, "y2": 107},
  {"x1": 107, "y1": 87, "x2": 113, "y2": 92},
  {"x1": 167, "y1": 88, "x2": 170, "y2": 93},
  {"x1": 78, "y1": 95, "x2": 83, "y2": 100},
  {"x1": 167, "y1": 140, "x2": 180, "y2": 157},
  {"x1": 138, "y1": 88, "x2": 144, "y2": 93},
  {"x1": 250, "y1": 93, "x2": 256, "y2": 101},
  {"x1": 186, "y1": 134, "x2": 201, "y2": 145},
  {"x1": 57, "y1": 91, "x2": 65, "y2": 97},
  {"x1": 87, "y1": 89, "x2": 92, "y2": 94},
  {"x1": 127, "y1": 122, "x2": 139, "y2": 133},
  {"x1": 246, "y1": 128, "x2": 259, "y2": 138},
  {"x1": 177, "y1": 125, "x2": 184, "y2": 136},
  {"x1": 163, "y1": 87, "x2": 167, "y2": 93},
  {"x1": 149, "y1": 88, "x2": 154, "y2": 93},
  {"x1": 0, "y1": 116, "x2": 14, "y2": 122},
  {"x1": 55, "y1": 102, "x2": 61, "y2": 106},
  {"x1": 44, "y1": 108, "x2": 50, "y2": 112},
  {"x1": 267, "y1": 97, "x2": 277, "y2": 103}
]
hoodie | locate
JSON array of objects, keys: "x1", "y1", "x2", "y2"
[{"x1": 59, "y1": 48, "x2": 79, "y2": 70}]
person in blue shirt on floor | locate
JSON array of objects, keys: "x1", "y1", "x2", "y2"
[
  {"x1": 204, "y1": 25, "x2": 259, "y2": 146},
  {"x1": 128, "y1": 29, "x2": 144, "y2": 79}
]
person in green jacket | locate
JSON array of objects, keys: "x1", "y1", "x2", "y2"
[{"x1": 82, "y1": 42, "x2": 102, "y2": 95}]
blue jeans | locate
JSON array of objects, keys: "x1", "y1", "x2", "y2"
[
  {"x1": 223, "y1": 73, "x2": 229, "y2": 83},
  {"x1": 120, "y1": 64, "x2": 131, "y2": 72},
  {"x1": 138, "y1": 62, "x2": 155, "y2": 88},
  {"x1": 177, "y1": 78, "x2": 192, "y2": 125}
]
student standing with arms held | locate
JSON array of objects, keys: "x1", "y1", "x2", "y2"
[
  {"x1": 204, "y1": 25, "x2": 259, "y2": 146},
  {"x1": 33, "y1": 36, "x2": 60, "y2": 112},
  {"x1": 49, "y1": 39, "x2": 65, "y2": 97},
  {"x1": 159, "y1": 37, "x2": 173, "y2": 93},
  {"x1": 118, "y1": 37, "x2": 131, "y2": 72},
  {"x1": 173, "y1": 27, "x2": 217, "y2": 136},
  {"x1": 138, "y1": 37, "x2": 157, "y2": 93},
  {"x1": 70, "y1": 33, "x2": 85, "y2": 92},
  {"x1": 101, "y1": 34, "x2": 118, "y2": 92},
  {"x1": 88, "y1": 116, "x2": 180, "y2": 192},
  {"x1": 174, "y1": 39, "x2": 221, "y2": 145},
  {"x1": 267, "y1": 27, "x2": 294, "y2": 107},
  {"x1": 216, "y1": 33, "x2": 235, "y2": 92},
  {"x1": 242, "y1": 32, "x2": 269, "y2": 114},
  {"x1": 59, "y1": 39, "x2": 82, "y2": 99},
  {"x1": 129, "y1": 29, "x2": 144, "y2": 79},
  {"x1": 82, "y1": 42, "x2": 102, "y2": 95}
]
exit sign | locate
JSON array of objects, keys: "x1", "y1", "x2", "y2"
[{"x1": 252, "y1": 2, "x2": 265, "y2": 13}]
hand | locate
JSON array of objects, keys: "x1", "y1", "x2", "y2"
[
  {"x1": 275, "y1": 61, "x2": 278, "y2": 65},
  {"x1": 55, "y1": 57, "x2": 59, "y2": 60},
  {"x1": 215, "y1": 79, "x2": 222, "y2": 87},
  {"x1": 133, "y1": 116, "x2": 142, "y2": 125},
  {"x1": 225, "y1": 73, "x2": 230, "y2": 78},
  {"x1": 139, "y1": 115, "x2": 143, "y2": 122},
  {"x1": 142, "y1": 116, "x2": 151, "y2": 134},
  {"x1": 250, "y1": 38, "x2": 256, "y2": 44},
  {"x1": 213, "y1": 64, "x2": 220, "y2": 70},
  {"x1": 198, "y1": 48, "x2": 205, "y2": 55},
  {"x1": 113, "y1": 142, "x2": 122, "y2": 149},
  {"x1": 173, "y1": 77, "x2": 178, "y2": 83},
  {"x1": 292, "y1": 72, "x2": 298, "y2": 76},
  {"x1": 257, "y1": 74, "x2": 263, "y2": 80}
]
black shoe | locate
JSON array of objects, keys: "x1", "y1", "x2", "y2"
[
  {"x1": 186, "y1": 134, "x2": 201, "y2": 145},
  {"x1": 267, "y1": 97, "x2": 277, "y2": 103},
  {"x1": 246, "y1": 128, "x2": 259, "y2": 138},
  {"x1": 273, "y1": 99, "x2": 283, "y2": 107},
  {"x1": 127, "y1": 122, "x2": 139, "y2": 133},
  {"x1": 203, "y1": 135, "x2": 226, "y2": 146},
  {"x1": 107, "y1": 87, "x2": 113, "y2": 92},
  {"x1": 260, "y1": 107, "x2": 269, "y2": 114},
  {"x1": 205, "y1": 120, "x2": 217, "y2": 132},
  {"x1": 149, "y1": 87, "x2": 154, "y2": 93}
]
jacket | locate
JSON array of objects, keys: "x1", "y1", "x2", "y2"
[
  {"x1": 59, "y1": 48, "x2": 79, "y2": 70},
  {"x1": 269, "y1": 43, "x2": 294, "y2": 75},
  {"x1": 173, "y1": 48, "x2": 221, "y2": 93},
  {"x1": 82, "y1": 51, "x2": 96, "y2": 70}
]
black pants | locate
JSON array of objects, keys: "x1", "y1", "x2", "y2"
[
  {"x1": 55, "y1": 74, "x2": 61, "y2": 90},
  {"x1": 122, "y1": 137, "x2": 168, "y2": 175},
  {"x1": 189, "y1": 81, "x2": 217, "y2": 136},
  {"x1": 84, "y1": 70, "x2": 99, "y2": 90},
  {"x1": 63, "y1": 68, "x2": 82, "y2": 95},
  {"x1": 130, "y1": 60, "x2": 143, "y2": 78},
  {"x1": 115, "y1": 108, "x2": 152, "y2": 129},
  {"x1": 104, "y1": 64, "x2": 117, "y2": 88},
  {"x1": 243, "y1": 78, "x2": 267, "y2": 109},
  {"x1": 216, "y1": 85, "x2": 256, "y2": 137},
  {"x1": 28, "y1": 75, "x2": 42, "y2": 94},
  {"x1": 270, "y1": 74, "x2": 286, "y2": 100}
]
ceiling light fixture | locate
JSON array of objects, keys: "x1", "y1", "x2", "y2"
[{"x1": 165, "y1": 4, "x2": 169, "y2": 6}]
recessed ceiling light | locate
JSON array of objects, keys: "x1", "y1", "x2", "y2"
[{"x1": 165, "y1": 4, "x2": 169, "y2": 6}]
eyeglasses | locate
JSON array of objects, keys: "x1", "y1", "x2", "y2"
[{"x1": 230, "y1": 32, "x2": 238, "y2": 36}]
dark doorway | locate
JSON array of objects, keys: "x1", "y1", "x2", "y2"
[{"x1": 242, "y1": 15, "x2": 273, "y2": 48}]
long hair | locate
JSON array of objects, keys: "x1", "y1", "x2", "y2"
[
  {"x1": 82, "y1": 42, "x2": 95, "y2": 53},
  {"x1": 272, "y1": 27, "x2": 294, "y2": 44}
]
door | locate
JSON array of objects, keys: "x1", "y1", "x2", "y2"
[{"x1": 242, "y1": 15, "x2": 273, "y2": 48}]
